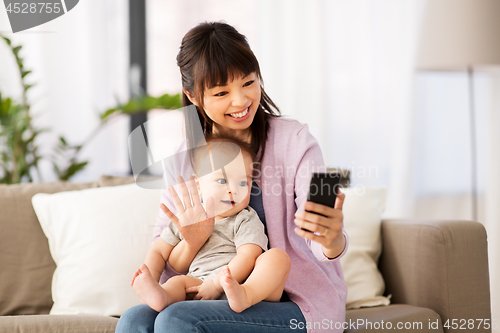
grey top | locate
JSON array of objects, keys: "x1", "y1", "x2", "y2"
[{"x1": 160, "y1": 206, "x2": 269, "y2": 281}]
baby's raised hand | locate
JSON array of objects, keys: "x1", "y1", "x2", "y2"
[
  {"x1": 161, "y1": 175, "x2": 215, "y2": 249},
  {"x1": 185, "y1": 280, "x2": 222, "y2": 300}
]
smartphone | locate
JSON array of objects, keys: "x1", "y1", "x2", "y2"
[{"x1": 305, "y1": 172, "x2": 341, "y2": 217}]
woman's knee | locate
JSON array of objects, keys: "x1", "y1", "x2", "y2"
[
  {"x1": 155, "y1": 302, "x2": 200, "y2": 332},
  {"x1": 115, "y1": 304, "x2": 158, "y2": 333}
]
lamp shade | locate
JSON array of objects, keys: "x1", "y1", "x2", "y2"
[{"x1": 417, "y1": 0, "x2": 500, "y2": 71}]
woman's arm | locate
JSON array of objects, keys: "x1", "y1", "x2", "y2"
[
  {"x1": 289, "y1": 123, "x2": 348, "y2": 261},
  {"x1": 294, "y1": 196, "x2": 347, "y2": 259}
]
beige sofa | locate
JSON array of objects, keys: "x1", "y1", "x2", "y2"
[{"x1": 0, "y1": 176, "x2": 491, "y2": 333}]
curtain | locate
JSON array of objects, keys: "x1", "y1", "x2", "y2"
[
  {"x1": 257, "y1": 0, "x2": 422, "y2": 218},
  {"x1": 414, "y1": 70, "x2": 499, "y2": 330}
]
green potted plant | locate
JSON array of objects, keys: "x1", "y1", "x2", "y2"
[{"x1": 0, "y1": 34, "x2": 182, "y2": 183}]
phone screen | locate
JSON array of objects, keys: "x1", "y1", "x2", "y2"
[{"x1": 306, "y1": 172, "x2": 341, "y2": 216}]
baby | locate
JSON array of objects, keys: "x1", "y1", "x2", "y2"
[{"x1": 131, "y1": 134, "x2": 291, "y2": 313}]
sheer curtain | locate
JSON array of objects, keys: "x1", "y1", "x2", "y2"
[
  {"x1": 256, "y1": 0, "x2": 422, "y2": 218},
  {"x1": 146, "y1": 0, "x2": 261, "y2": 97},
  {"x1": 413, "y1": 64, "x2": 500, "y2": 333}
]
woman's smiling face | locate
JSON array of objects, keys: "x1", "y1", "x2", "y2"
[{"x1": 187, "y1": 72, "x2": 261, "y2": 139}]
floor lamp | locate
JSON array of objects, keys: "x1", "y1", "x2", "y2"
[{"x1": 416, "y1": 0, "x2": 500, "y2": 222}]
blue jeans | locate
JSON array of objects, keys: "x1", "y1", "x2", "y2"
[{"x1": 115, "y1": 300, "x2": 307, "y2": 333}]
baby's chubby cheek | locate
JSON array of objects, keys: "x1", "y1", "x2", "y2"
[{"x1": 240, "y1": 192, "x2": 251, "y2": 206}]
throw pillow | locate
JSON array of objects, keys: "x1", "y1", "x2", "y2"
[
  {"x1": 0, "y1": 181, "x2": 97, "y2": 316},
  {"x1": 339, "y1": 187, "x2": 390, "y2": 309},
  {"x1": 32, "y1": 183, "x2": 161, "y2": 316}
]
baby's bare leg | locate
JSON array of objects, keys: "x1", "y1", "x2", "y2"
[
  {"x1": 220, "y1": 248, "x2": 291, "y2": 313},
  {"x1": 132, "y1": 264, "x2": 202, "y2": 312},
  {"x1": 159, "y1": 275, "x2": 203, "y2": 305}
]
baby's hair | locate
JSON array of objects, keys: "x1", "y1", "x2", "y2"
[
  {"x1": 205, "y1": 133, "x2": 256, "y2": 161},
  {"x1": 193, "y1": 133, "x2": 256, "y2": 177}
]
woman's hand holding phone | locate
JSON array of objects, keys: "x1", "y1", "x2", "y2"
[
  {"x1": 160, "y1": 175, "x2": 215, "y2": 249},
  {"x1": 293, "y1": 173, "x2": 347, "y2": 259},
  {"x1": 294, "y1": 194, "x2": 346, "y2": 259}
]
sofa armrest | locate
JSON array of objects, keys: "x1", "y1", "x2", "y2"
[{"x1": 378, "y1": 219, "x2": 491, "y2": 332}]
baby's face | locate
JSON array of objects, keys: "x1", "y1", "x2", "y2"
[{"x1": 196, "y1": 150, "x2": 253, "y2": 221}]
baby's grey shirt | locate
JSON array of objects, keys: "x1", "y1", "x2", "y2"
[{"x1": 160, "y1": 206, "x2": 269, "y2": 281}]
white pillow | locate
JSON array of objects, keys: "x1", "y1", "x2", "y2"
[
  {"x1": 339, "y1": 187, "x2": 390, "y2": 309},
  {"x1": 32, "y1": 183, "x2": 161, "y2": 316}
]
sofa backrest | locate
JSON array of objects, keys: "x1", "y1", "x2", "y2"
[
  {"x1": 0, "y1": 172, "x2": 348, "y2": 316},
  {"x1": 0, "y1": 176, "x2": 134, "y2": 316}
]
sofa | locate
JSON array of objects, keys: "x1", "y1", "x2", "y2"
[{"x1": 0, "y1": 176, "x2": 491, "y2": 333}]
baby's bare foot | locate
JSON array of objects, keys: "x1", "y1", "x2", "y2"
[
  {"x1": 220, "y1": 266, "x2": 252, "y2": 313},
  {"x1": 132, "y1": 264, "x2": 169, "y2": 312}
]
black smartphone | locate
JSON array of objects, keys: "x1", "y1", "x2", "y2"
[{"x1": 305, "y1": 172, "x2": 341, "y2": 217}]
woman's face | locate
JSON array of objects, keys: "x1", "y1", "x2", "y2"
[{"x1": 187, "y1": 72, "x2": 261, "y2": 139}]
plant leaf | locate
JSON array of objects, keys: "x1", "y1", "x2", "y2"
[
  {"x1": 2, "y1": 35, "x2": 12, "y2": 45},
  {"x1": 60, "y1": 161, "x2": 88, "y2": 181},
  {"x1": 100, "y1": 107, "x2": 118, "y2": 121}
]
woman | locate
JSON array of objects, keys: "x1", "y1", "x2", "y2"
[{"x1": 116, "y1": 21, "x2": 348, "y2": 333}]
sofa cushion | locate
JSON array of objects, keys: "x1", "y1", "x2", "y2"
[
  {"x1": 0, "y1": 182, "x2": 97, "y2": 316},
  {"x1": 345, "y1": 304, "x2": 443, "y2": 333},
  {"x1": 339, "y1": 187, "x2": 390, "y2": 309},
  {"x1": 32, "y1": 184, "x2": 161, "y2": 316},
  {"x1": 0, "y1": 314, "x2": 118, "y2": 333}
]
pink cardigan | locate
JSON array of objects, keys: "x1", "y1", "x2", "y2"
[{"x1": 153, "y1": 116, "x2": 348, "y2": 332}]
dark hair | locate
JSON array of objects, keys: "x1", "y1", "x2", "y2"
[{"x1": 177, "y1": 21, "x2": 280, "y2": 165}]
